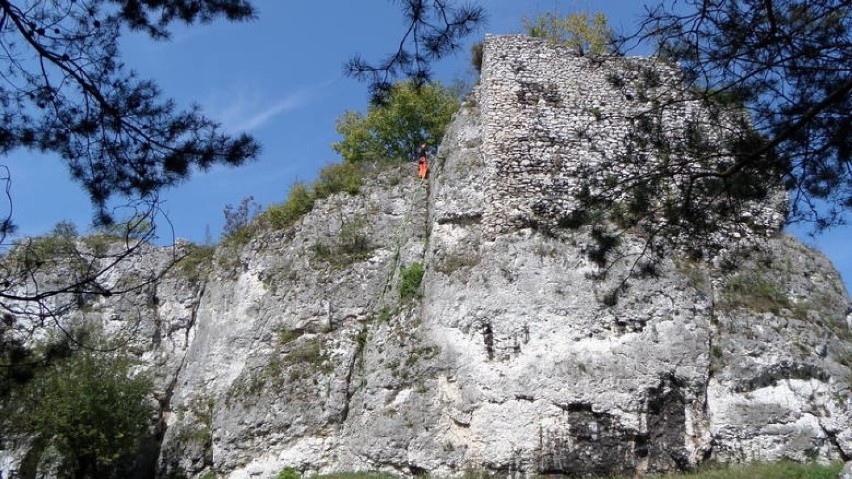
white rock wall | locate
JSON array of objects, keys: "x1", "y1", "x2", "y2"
[{"x1": 478, "y1": 35, "x2": 786, "y2": 244}]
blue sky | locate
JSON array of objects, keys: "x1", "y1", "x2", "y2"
[{"x1": 3, "y1": 1, "x2": 850, "y2": 294}]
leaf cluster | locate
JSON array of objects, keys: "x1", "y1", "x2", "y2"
[
  {"x1": 522, "y1": 11, "x2": 614, "y2": 56},
  {"x1": 220, "y1": 160, "x2": 368, "y2": 247},
  {"x1": 345, "y1": 0, "x2": 483, "y2": 102},
  {"x1": 398, "y1": 262, "x2": 425, "y2": 300},
  {"x1": 0, "y1": 0, "x2": 260, "y2": 224},
  {"x1": 332, "y1": 81, "x2": 460, "y2": 164},
  {"x1": 633, "y1": 0, "x2": 852, "y2": 230},
  {"x1": 1, "y1": 348, "x2": 153, "y2": 476}
]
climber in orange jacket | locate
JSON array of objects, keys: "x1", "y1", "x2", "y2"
[{"x1": 417, "y1": 143, "x2": 429, "y2": 179}]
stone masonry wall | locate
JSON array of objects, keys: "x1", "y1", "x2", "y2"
[{"x1": 478, "y1": 35, "x2": 786, "y2": 242}]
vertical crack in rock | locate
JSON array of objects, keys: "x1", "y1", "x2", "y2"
[
  {"x1": 153, "y1": 282, "x2": 206, "y2": 467},
  {"x1": 339, "y1": 324, "x2": 367, "y2": 423},
  {"x1": 820, "y1": 419, "x2": 851, "y2": 462},
  {"x1": 481, "y1": 321, "x2": 494, "y2": 361},
  {"x1": 702, "y1": 326, "x2": 716, "y2": 462}
]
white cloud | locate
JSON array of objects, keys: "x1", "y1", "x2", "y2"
[{"x1": 210, "y1": 80, "x2": 334, "y2": 133}]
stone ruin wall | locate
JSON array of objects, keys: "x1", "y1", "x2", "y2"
[{"x1": 477, "y1": 35, "x2": 786, "y2": 243}]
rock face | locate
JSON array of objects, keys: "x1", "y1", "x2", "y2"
[{"x1": 2, "y1": 35, "x2": 851, "y2": 478}]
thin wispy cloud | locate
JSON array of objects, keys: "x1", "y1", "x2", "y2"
[{"x1": 211, "y1": 80, "x2": 335, "y2": 133}]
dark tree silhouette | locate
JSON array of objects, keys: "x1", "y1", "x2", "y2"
[
  {"x1": 346, "y1": 0, "x2": 485, "y2": 103},
  {"x1": 0, "y1": 0, "x2": 261, "y2": 228},
  {"x1": 569, "y1": 0, "x2": 851, "y2": 296},
  {"x1": 626, "y1": 0, "x2": 852, "y2": 231},
  {"x1": 0, "y1": 0, "x2": 262, "y2": 363}
]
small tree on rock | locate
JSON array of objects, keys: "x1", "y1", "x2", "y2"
[
  {"x1": 332, "y1": 82, "x2": 460, "y2": 164},
  {"x1": 2, "y1": 347, "x2": 153, "y2": 477},
  {"x1": 522, "y1": 11, "x2": 613, "y2": 56}
]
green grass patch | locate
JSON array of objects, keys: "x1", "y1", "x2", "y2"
[
  {"x1": 398, "y1": 263, "x2": 425, "y2": 300},
  {"x1": 643, "y1": 461, "x2": 844, "y2": 479},
  {"x1": 276, "y1": 468, "x2": 300, "y2": 479},
  {"x1": 175, "y1": 243, "x2": 215, "y2": 282},
  {"x1": 277, "y1": 328, "x2": 304, "y2": 346},
  {"x1": 261, "y1": 182, "x2": 316, "y2": 231},
  {"x1": 311, "y1": 217, "x2": 374, "y2": 269},
  {"x1": 718, "y1": 272, "x2": 791, "y2": 314},
  {"x1": 312, "y1": 473, "x2": 396, "y2": 479},
  {"x1": 298, "y1": 462, "x2": 844, "y2": 479}
]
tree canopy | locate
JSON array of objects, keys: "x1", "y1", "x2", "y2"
[
  {"x1": 333, "y1": 81, "x2": 460, "y2": 164},
  {"x1": 522, "y1": 11, "x2": 613, "y2": 56},
  {"x1": 346, "y1": 0, "x2": 484, "y2": 103},
  {"x1": 0, "y1": 0, "x2": 262, "y2": 229},
  {"x1": 1, "y1": 345, "x2": 153, "y2": 477}
]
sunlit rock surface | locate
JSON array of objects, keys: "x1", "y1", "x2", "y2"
[{"x1": 1, "y1": 35, "x2": 849, "y2": 479}]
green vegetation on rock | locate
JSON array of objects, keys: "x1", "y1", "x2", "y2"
[
  {"x1": 1, "y1": 347, "x2": 153, "y2": 477},
  {"x1": 221, "y1": 160, "x2": 368, "y2": 247},
  {"x1": 312, "y1": 216, "x2": 374, "y2": 269},
  {"x1": 641, "y1": 460, "x2": 844, "y2": 479},
  {"x1": 718, "y1": 271, "x2": 791, "y2": 315},
  {"x1": 176, "y1": 243, "x2": 216, "y2": 282},
  {"x1": 522, "y1": 11, "x2": 613, "y2": 55},
  {"x1": 398, "y1": 263, "x2": 425, "y2": 300},
  {"x1": 333, "y1": 81, "x2": 460, "y2": 164},
  {"x1": 275, "y1": 462, "x2": 845, "y2": 479}
]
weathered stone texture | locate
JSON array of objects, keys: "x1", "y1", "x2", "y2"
[
  {"x1": 478, "y1": 35, "x2": 786, "y2": 246},
  {"x1": 1, "y1": 35, "x2": 850, "y2": 479}
]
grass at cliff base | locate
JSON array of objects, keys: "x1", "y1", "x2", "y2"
[
  {"x1": 308, "y1": 461, "x2": 844, "y2": 479},
  {"x1": 639, "y1": 461, "x2": 844, "y2": 479}
]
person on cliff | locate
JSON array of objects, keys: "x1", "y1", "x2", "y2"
[{"x1": 417, "y1": 143, "x2": 429, "y2": 180}]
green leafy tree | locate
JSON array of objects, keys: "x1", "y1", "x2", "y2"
[
  {"x1": 522, "y1": 11, "x2": 613, "y2": 55},
  {"x1": 332, "y1": 81, "x2": 460, "y2": 164},
  {"x1": 2, "y1": 349, "x2": 153, "y2": 477}
]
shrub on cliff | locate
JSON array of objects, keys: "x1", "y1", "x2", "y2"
[
  {"x1": 522, "y1": 11, "x2": 614, "y2": 56},
  {"x1": 1, "y1": 347, "x2": 153, "y2": 477},
  {"x1": 332, "y1": 81, "x2": 460, "y2": 164}
]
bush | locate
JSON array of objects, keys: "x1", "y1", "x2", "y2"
[
  {"x1": 332, "y1": 81, "x2": 460, "y2": 163},
  {"x1": 277, "y1": 467, "x2": 300, "y2": 479},
  {"x1": 314, "y1": 162, "x2": 363, "y2": 199},
  {"x1": 2, "y1": 349, "x2": 153, "y2": 476},
  {"x1": 6, "y1": 221, "x2": 80, "y2": 271},
  {"x1": 176, "y1": 243, "x2": 216, "y2": 282},
  {"x1": 262, "y1": 183, "x2": 315, "y2": 230},
  {"x1": 522, "y1": 11, "x2": 613, "y2": 56},
  {"x1": 222, "y1": 196, "x2": 262, "y2": 239},
  {"x1": 399, "y1": 263, "x2": 425, "y2": 300}
]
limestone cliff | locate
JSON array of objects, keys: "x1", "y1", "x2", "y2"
[{"x1": 1, "y1": 35, "x2": 850, "y2": 479}]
